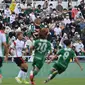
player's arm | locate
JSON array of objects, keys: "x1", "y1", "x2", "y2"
[
  {"x1": 47, "y1": 55, "x2": 58, "y2": 64},
  {"x1": 2, "y1": 34, "x2": 9, "y2": 61},
  {"x1": 29, "y1": 46, "x2": 34, "y2": 56},
  {"x1": 72, "y1": 50, "x2": 83, "y2": 71},
  {"x1": 9, "y1": 41, "x2": 15, "y2": 55},
  {"x1": 29, "y1": 40, "x2": 36, "y2": 55},
  {"x1": 74, "y1": 57, "x2": 83, "y2": 71},
  {"x1": 47, "y1": 49, "x2": 62, "y2": 64}
]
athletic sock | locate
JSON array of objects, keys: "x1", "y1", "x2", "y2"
[
  {"x1": 22, "y1": 72, "x2": 27, "y2": 80},
  {"x1": 46, "y1": 70, "x2": 58, "y2": 82},
  {"x1": 50, "y1": 70, "x2": 58, "y2": 80},
  {"x1": 21, "y1": 69, "x2": 28, "y2": 80},
  {"x1": 33, "y1": 70, "x2": 38, "y2": 77},
  {"x1": 17, "y1": 70, "x2": 23, "y2": 78}
]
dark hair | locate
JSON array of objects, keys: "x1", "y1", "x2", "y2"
[
  {"x1": 63, "y1": 39, "x2": 71, "y2": 46},
  {"x1": 16, "y1": 32, "x2": 23, "y2": 38},
  {"x1": 6, "y1": 5, "x2": 9, "y2": 8}
]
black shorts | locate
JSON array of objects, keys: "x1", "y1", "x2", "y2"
[
  {"x1": 14, "y1": 57, "x2": 26, "y2": 67},
  {"x1": 0, "y1": 57, "x2": 3, "y2": 67}
]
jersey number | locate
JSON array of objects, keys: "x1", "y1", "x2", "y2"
[
  {"x1": 37, "y1": 43, "x2": 47, "y2": 53},
  {"x1": 63, "y1": 52, "x2": 69, "y2": 60}
]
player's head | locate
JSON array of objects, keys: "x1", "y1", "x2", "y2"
[
  {"x1": 39, "y1": 28, "x2": 49, "y2": 39},
  {"x1": 63, "y1": 39, "x2": 71, "y2": 47},
  {"x1": 17, "y1": 32, "x2": 23, "y2": 40}
]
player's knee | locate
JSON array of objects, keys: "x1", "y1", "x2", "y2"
[
  {"x1": 21, "y1": 63, "x2": 28, "y2": 69},
  {"x1": 51, "y1": 68, "x2": 56, "y2": 72}
]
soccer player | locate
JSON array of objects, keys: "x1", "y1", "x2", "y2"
[
  {"x1": 0, "y1": 23, "x2": 8, "y2": 83},
  {"x1": 44, "y1": 39, "x2": 83, "y2": 83},
  {"x1": 29, "y1": 28, "x2": 52, "y2": 85},
  {"x1": 10, "y1": 32, "x2": 29, "y2": 84}
]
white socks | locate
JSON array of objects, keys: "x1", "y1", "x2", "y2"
[
  {"x1": 30, "y1": 70, "x2": 33, "y2": 76},
  {"x1": 17, "y1": 70, "x2": 23, "y2": 78},
  {"x1": 22, "y1": 72, "x2": 27, "y2": 80},
  {"x1": 17, "y1": 70, "x2": 27, "y2": 80}
]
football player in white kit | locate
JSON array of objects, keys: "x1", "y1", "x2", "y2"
[
  {"x1": 10, "y1": 32, "x2": 29, "y2": 84},
  {"x1": 0, "y1": 23, "x2": 8, "y2": 83}
]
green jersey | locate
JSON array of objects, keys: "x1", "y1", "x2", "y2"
[
  {"x1": 56, "y1": 47, "x2": 76, "y2": 68},
  {"x1": 33, "y1": 39, "x2": 52, "y2": 61}
]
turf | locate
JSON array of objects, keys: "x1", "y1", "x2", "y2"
[{"x1": 2, "y1": 78, "x2": 85, "y2": 85}]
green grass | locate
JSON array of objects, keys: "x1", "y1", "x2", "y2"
[{"x1": 2, "y1": 78, "x2": 85, "y2": 85}]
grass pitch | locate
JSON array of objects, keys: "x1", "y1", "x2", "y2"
[{"x1": 2, "y1": 78, "x2": 85, "y2": 85}]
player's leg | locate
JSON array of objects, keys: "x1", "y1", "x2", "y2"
[
  {"x1": 30, "y1": 59, "x2": 43, "y2": 85},
  {"x1": 44, "y1": 63, "x2": 66, "y2": 83},
  {"x1": 14, "y1": 57, "x2": 29, "y2": 84},
  {"x1": 0, "y1": 57, "x2": 3, "y2": 83},
  {"x1": 30, "y1": 65, "x2": 40, "y2": 85},
  {"x1": 44, "y1": 68, "x2": 58, "y2": 83},
  {"x1": 44, "y1": 63, "x2": 59, "y2": 83},
  {"x1": 20, "y1": 62, "x2": 29, "y2": 84}
]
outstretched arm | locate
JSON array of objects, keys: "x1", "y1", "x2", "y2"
[
  {"x1": 47, "y1": 55, "x2": 58, "y2": 64},
  {"x1": 74, "y1": 57, "x2": 83, "y2": 71}
]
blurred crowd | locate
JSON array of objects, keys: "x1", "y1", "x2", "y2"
[{"x1": 0, "y1": 0, "x2": 85, "y2": 56}]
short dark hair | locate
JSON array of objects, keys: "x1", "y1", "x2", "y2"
[
  {"x1": 63, "y1": 39, "x2": 71, "y2": 46},
  {"x1": 6, "y1": 5, "x2": 9, "y2": 8}
]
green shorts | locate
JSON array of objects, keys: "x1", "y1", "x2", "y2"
[
  {"x1": 32, "y1": 58, "x2": 44, "y2": 69},
  {"x1": 53, "y1": 63, "x2": 67, "y2": 74}
]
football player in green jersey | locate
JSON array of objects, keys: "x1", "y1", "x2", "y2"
[
  {"x1": 29, "y1": 28, "x2": 52, "y2": 85},
  {"x1": 44, "y1": 39, "x2": 83, "y2": 83}
]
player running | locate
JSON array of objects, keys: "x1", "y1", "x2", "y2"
[
  {"x1": 10, "y1": 32, "x2": 29, "y2": 84},
  {"x1": 29, "y1": 28, "x2": 52, "y2": 85},
  {"x1": 44, "y1": 39, "x2": 83, "y2": 83},
  {"x1": 0, "y1": 23, "x2": 8, "y2": 83}
]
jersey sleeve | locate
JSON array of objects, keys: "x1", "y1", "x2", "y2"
[
  {"x1": 33, "y1": 40, "x2": 39, "y2": 47},
  {"x1": 10, "y1": 41, "x2": 16, "y2": 48},
  {"x1": 1, "y1": 33, "x2": 6, "y2": 43}
]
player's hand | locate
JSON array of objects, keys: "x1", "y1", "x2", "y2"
[
  {"x1": 4, "y1": 57, "x2": 8, "y2": 62},
  {"x1": 80, "y1": 66, "x2": 83, "y2": 71},
  {"x1": 47, "y1": 60, "x2": 51, "y2": 64}
]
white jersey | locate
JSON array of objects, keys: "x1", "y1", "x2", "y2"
[
  {"x1": 0, "y1": 30, "x2": 6, "y2": 57},
  {"x1": 73, "y1": 42, "x2": 84, "y2": 52},
  {"x1": 10, "y1": 39, "x2": 25, "y2": 57}
]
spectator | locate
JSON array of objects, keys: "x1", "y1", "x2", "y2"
[
  {"x1": 9, "y1": 0, "x2": 16, "y2": 13},
  {"x1": 20, "y1": 0, "x2": 28, "y2": 10},
  {"x1": 14, "y1": 3, "x2": 21, "y2": 14},
  {"x1": 63, "y1": 14, "x2": 71, "y2": 25},
  {"x1": 10, "y1": 12, "x2": 16, "y2": 24},
  {"x1": 73, "y1": 39, "x2": 84, "y2": 55},
  {"x1": 4, "y1": 5, "x2": 11, "y2": 18},
  {"x1": 43, "y1": 0, "x2": 48, "y2": 9},
  {"x1": 54, "y1": 23, "x2": 62, "y2": 36}
]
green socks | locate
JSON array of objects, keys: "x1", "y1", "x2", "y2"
[{"x1": 50, "y1": 70, "x2": 58, "y2": 80}]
